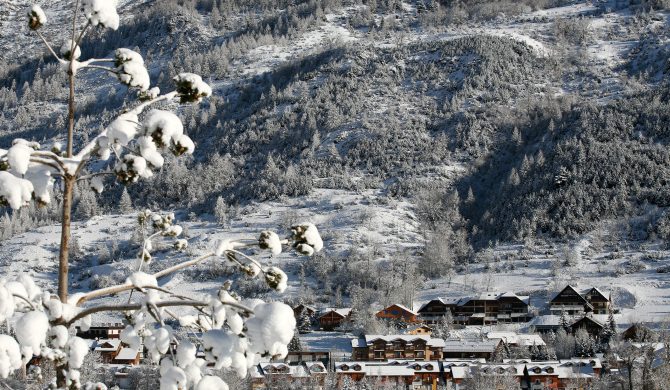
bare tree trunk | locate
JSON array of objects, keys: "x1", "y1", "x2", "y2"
[{"x1": 58, "y1": 65, "x2": 76, "y2": 303}]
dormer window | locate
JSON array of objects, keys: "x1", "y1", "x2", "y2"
[
  {"x1": 546, "y1": 367, "x2": 554, "y2": 374},
  {"x1": 533, "y1": 367, "x2": 542, "y2": 374},
  {"x1": 424, "y1": 364, "x2": 433, "y2": 370},
  {"x1": 352, "y1": 364, "x2": 362, "y2": 371},
  {"x1": 340, "y1": 365, "x2": 349, "y2": 371}
]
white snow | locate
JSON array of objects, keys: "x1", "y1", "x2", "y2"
[
  {"x1": 245, "y1": 302, "x2": 295, "y2": 359},
  {"x1": 0, "y1": 335, "x2": 21, "y2": 379},
  {"x1": 126, "y1": 271, "x2": 158, "y2": 290},
  {"x1": 60, "y1": 39, "x2": 81, "y2": 60},
  {"x1": 7, "y1": 141, "x2": 33, "y2": 175},
  {"x1": 142, "y1": 110, "x2": 184, "y2": 148},
  {"x1": 106, "y1": 113, "x2": 139, "y2": 147},
  {"x1": 67, "y1": 337, "x2": 89, "y2": 369},
  {"x1": 195, "y1": 376, "x2": 228, "y2": 390},
  {"x1": 29, "y1": 5, "x2": 47, "y2": 27},
  {"x1": 82, "y1": 0, "x2": 120, "y2": 30},
  {"x1": 263, "y1": 267, "x2": 288, "y2": 293},
  {"x1": 0, "y1": 171, "x2": 34, "y2": 210},
  {"x1": 173, "y1": 73, "x2": 212, "y2": 101},
  {"x1": 15, "y1": 311, "x2": 49, "y2": 360},
  {"x1": 259, "y1": 231, "x2": 282, "y2": 256}
]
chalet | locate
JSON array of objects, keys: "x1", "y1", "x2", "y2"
[
  {"x1": 417, "y1": 297, "x2": 459, "y2": 324},
  {"x1": 351, "y1": 335, "x2": 444, "y2": 361},
  {"x1": 570, "y1": 316, "x2": 606, "y2": 338},
  {"x1": 250, "y1": 362, "x2": 327, "y2": 389},
  {"x1": 442, "y1": 358, "x2": 602, "y2": 390},
  {"x1": 93, "y1": 339, "x2": 121, "y2": 363},
  {"x1": 76, "y1": 322, "x2": 125, "y2": 339},
  {"x1": 293, "y1": 304, "x2": 317, "y2": 319},
  {"x1": 403, "y1": 324, "x2": 433, "y2": 336},
  {"x1": 335, "y1": 360, "x2": 441, "y2": 390},
  {"x1": 442, "y1": 338, "x2": 503, "y2": 360},
  {"x1": 549, "y1": 285, "x2": 611, "y2": 315},
  {"x1": 317, "y1": 308, "x2": 352, "y2": 331},
  {"x1": 271, "y1": 351, "x2": 331, "y2": 367},
  {"x1": 622, "y1": 323, "x2": 657, "y2": 342},
  {"x1": 419, "y1": 292, "x2": 532, "y2": 325},
  {"x1": 375, "y1": 304, "x2": 419, "y2": 324},
  {"x1": 113, "y1": 347, "x2": 141, "y2": 365}
]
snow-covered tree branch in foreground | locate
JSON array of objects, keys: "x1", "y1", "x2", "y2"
[{"x1": 0, "y1": 1, "x2": 324, "y2": 389}]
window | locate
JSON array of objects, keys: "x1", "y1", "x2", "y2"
[
  {"x1": 340, "y1": 365, "x2": 349, "y2": 371},
  {"x1": 352, "y1": 365, "x2": 361, "y2": 371},
  {"x1": 533, "y1": 367, "x2": 542, "y2": 374}
]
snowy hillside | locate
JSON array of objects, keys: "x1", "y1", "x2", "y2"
[{"x1": 1, "y1": 0, "x2": 670, "y2": 334}]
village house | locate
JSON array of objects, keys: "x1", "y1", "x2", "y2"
[
  {"x1": 486, "y1": 332, "x2": 546, "y2": 349},
  {"x1": 442, "y1": 338, "x2": 503, "y2": 360},
  {"x1": 335, "y1": 360, "x2": 441, "y2": 390},
  {"x1": 293, "y1": 303, "x2": 317, "y2": 320},
  {"x1": 271, "y1": 351, "x2": 331, "y2": 367},
  {"x1": 250, "y1": 361, "x2": 327, "y2": 389},
  {"x1": 76, "y1": 322, "x2": 125, "y2": 339},
  {"x1": 351, "y1": 335, "x2": 444, "y2": 361},
  {"x1": 375, "y1": 304, "x2": 419, "y2": 324},
  {"x1": 93, "y1": 339, "x2": 122, "y2": 363},
  {"x1": 549, "y1": 286, "x2": 611, "y2": 315},
  {"x1": 403, "y1": 324, "x2": 433, "y2": 336},
  {"x1": 570, "y1": 316, "x2": 606, "y2": 338},
  {"x1": 417, "y1": 292, "x2": 532, "y2": 326},
  {"x1": 318, "y1": 308, "x2": 352, "y2": 331},
  {"x1": 442, "y1": 358, "x2": 603, "y2": 390}
]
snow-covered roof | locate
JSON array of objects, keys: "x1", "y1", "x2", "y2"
[
  {"x1": 486, "y1": 332, "x2": 546, "y2": 347},
  {"x1": 93, "y1": 339, "x2": 121, "y2": 352},
  {"x1": 334, "y1": 361, "x2": 439, "y2": 377},
  {"x1": 114, "y1": 348, "x2": 139, "y2": 361},
  {"x1": 443, "y1": 338, "x2": 501, "y2": 353},
  {"x1": 392, "y1": 304, "x2": 417, "y2": 315},
  {"x1": 319, "y1": 308, "x2": 352, "y2": 318},
  {"x1": 402, "y1": 324, "x2": 432, "y2": 334}
]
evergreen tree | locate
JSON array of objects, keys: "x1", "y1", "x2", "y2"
[{"x1": 119, "y1": 188, "x2": 133, "y2": 213}]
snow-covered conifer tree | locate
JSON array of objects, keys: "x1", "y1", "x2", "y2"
[{"x1": 0, "y1": 2, "x2": 324, "y2": 388}]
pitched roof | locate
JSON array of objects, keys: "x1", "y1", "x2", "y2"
[
  {"x1": 486, "y1": 332, "x2": 546, "y2": 347},
  {"x1": 319, "y1": 308, "x2": 352, "y2": 318},
  {"x1": 550, "y1": 285, "x2": 589, "y2": 304},
  {"x1": 114, "y1": 348, "x2": 139, "y2": 361}
]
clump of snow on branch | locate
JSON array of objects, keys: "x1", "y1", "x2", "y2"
[
  {"x1": 115, "y1": 49, "x2": 150, "y2": 91},
  {"x1": 174, "y1": 73, "x2": 212, "y2": 103},
  {"x1": 28, "y1": 5, "x2": 47, "y2": 30},
  {"x1": 263, "y1": 267, "x2": 288, "y2": 292},
  {"x1": 126, "y1": 272, "x2": 158, "y2": 291},
  {"x1": 0, "y1": 172, "x2": 33, "y2": 210},
  {"x1": 291, "y1": 222, "x2": 323, "y2": 256},
  {"x1": 82, "y1": 0, "x2": 120, "y2": 30},
  {"x1": 16, "y1": 311, "x2": 49, "y2": 362},
  {"x1": 0, "y1": 336, "x2": 21, "y2": 379},
  {"x1": 259, "y1": 231, "x2": 282, "y2": 256}
]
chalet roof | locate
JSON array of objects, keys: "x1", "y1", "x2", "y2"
[
  {"x1": 94, "y1": 339, "x2": 121, "y2": 352},
  {"x1": 390, "y1": 303, "x2": 417, "y2": 315},
  {"x1": 581, "y1": 287, "x2": 610, "y2": 301},
  {"x1": 363, "y1": 335, "x2": 445, "y2": 348},
  {"x1": 417, "y1": 297, "x2": 460, "y2": 313},
  {"x1": 294, "y1": 304, "x2": 317, "y2": 312},
  {"x1": 486, "y1": 332, "x2": 546, "y2": 347},
  {"x1": 403, "y1": 324, "x2": 432, "y2": 334},
  {"x1": 571, "y1": 315, "x2": 606, "y2": 329},
  {"x1": 114, "y1": 348, "x2": 139, "y2": 361},
  {"x1": 319, "y1": 308, "x2": 352, "y2": 318},
  {"x1": 443, "y1": 338, "x2": 501, "y2": 353}
]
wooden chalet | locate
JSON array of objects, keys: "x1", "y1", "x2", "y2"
[
  {"x1": 317, "y1": 308, "x2": 352, "y2": 331},
  {"x1": 351, "y1": 335, "x2": 444, "y2": 361},
  {"x1": 403, "y1": 324, "x2": 433, "y2": 336},
  {"x1": 293, "y1": 303, "x2": 317, "y2": 319},
  {"x1": 113, "y1": 347, "x2": 141, "y2": 365},
  {"x1": 416, "y1": 298, "x2": 459, "y2": 324},
  {"x1": 375, "y1": 304, "x2": 419, "y2": 324},
  {"x1": 622, "y1": 323, "x2": 657, "y2": 342},
  {"x1": 550, "y1": 285, "x2": 611, "y2": 315},
  {"x1": 335, "y1": 360, "x2": 441, "y2": 390},
  {"x1": 570, "y1": 316, "x2": 606, "y2": 338},
  {"x1": 93, "y1": 339, "x2": 121, "y2": 363}
]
